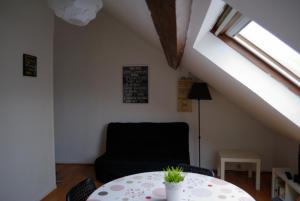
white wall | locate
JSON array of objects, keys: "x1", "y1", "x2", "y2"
[
  {"x1": 54, "y1": 12, "x2": 197, "y2": 165},
  {"x1": 54, "y1": 11, "x2": 287, "y2": 171},
  {"x1": 272, "y1": 134, "x2": 299, "y2": 172},
  {"x1": 0, "y1": 1, "x2": 56, "y2": 201}
]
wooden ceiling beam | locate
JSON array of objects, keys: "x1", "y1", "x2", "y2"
[{"x1": 146, "y1": 0, "x2": 192, "y2": 69}]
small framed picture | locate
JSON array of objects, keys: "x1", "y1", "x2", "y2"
[{"x1": 23, "y1": 54, "x2": 37, "y2": 77}]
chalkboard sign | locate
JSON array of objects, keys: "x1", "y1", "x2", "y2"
[
  {"x1": 123, "y1": 66, "x2": 148, "y2": 103},
  {"x1": 23, "y1": 54, "x2": 37, "y2": 77}
]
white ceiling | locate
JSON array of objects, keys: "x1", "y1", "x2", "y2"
[
  {"x1": 102, "y1": 0, "x2": 300, "y2": 141},
  {"x1": 103, "y1": 0, "x2": 161, "y2": 50}
]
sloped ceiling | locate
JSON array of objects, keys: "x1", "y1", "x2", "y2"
[
  {"x1": 103, "y1": 0, "x2": 161, "y2": 49},
  {"x1": 102, "y1": 0, "x2": 300, "y2": 141}
]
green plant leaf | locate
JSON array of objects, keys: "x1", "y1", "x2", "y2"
[{"x1": 163, "y1": 166, "x2": 184, "y2": 183}]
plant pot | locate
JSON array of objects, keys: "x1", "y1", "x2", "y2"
[{"x1": 165, "y1": 181, "x2": 183, "y2": 201}]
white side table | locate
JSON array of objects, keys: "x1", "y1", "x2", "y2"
[{"x1": 217, "y1": 150, "x2": 261, "y2": 191}]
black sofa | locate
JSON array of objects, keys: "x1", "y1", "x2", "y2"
[{"x1": 95, "y1": 122, "x2": 190, "y2": 183}]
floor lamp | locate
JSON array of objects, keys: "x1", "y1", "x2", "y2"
[{"x1": 188, "y1": 82, "x2": 212, "y2": 167}]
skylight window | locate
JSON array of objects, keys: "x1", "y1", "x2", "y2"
[
  {"x1": 213, "y1": 6, "x2": 300, "y2": 89},
  {"x1": 193, "y1": 2, "x2": 300, "y2": 128}
]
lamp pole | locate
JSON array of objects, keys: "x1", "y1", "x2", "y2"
[
  {"x1": 188, "y1": 82, "x2": 211, "y2": 168},
  {"x1": 198, "y1": 99, "x2": 201, "y2": 167}
]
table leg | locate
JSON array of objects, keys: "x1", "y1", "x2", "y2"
[
  {"x1": 256, "y1": 160, "x2": 261, "y2": 191},
  {"x1": 217, "y1": 160, "x2": 221, "y2": 177},
  {"x1": 248, "y1": 163, "x2": 252, "y2": 178},
  {"x1": 271, "y1": 169, "x2": 275, "y2": 198},
  {"x1": 220, "y1": 159, "x2": 225, "y2": 180}
]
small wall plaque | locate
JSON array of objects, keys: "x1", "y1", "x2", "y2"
[
  {"x1": 23, "y1": 54, "x2": 37, "y2": 77},
  {"x1": 177, "y1": 78, "x2": 193, "y2": 112}
]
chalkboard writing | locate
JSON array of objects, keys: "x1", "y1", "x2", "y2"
[{"x1": 123, "y1": 66, "x2": 148, "y2": 103}]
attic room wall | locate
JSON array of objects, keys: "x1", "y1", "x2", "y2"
[
  {"x1": 0, "y1": 1, "x2": 56, "y2": 200},
  {"x1": 222, "y1": 0, "x2": 300, "y2": 169},
  {"x1": 55, "y1": 11, "x2": 277, "y2": 171},
  {"x1": 272, "y1": 134, "x2": 299, "y2": 172},
  {"x1": 180, "y1": 0, "x2": 300, "y2": 172},
  {"x1": 53, "y1": 12, "x2": 197, "y2": 165}
]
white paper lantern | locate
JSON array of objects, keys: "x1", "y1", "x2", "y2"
[{"x1": 48, "y1": 0, "x2": 103, "y2": 26}]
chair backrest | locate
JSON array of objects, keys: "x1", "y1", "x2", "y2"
[
  {"x1": 66, "y1": 177, "x2": 96, "y2": 201},
  {"x1": 178, "y1": 163, "x2": 215, "y2": 177}
]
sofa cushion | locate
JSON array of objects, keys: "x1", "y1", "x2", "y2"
[
  {"x1": 95, "y1": 154, "x2": 183, "y2": 183},
  {"x1": 106, "y1": 122, "x2": 190, "y2": 163}
]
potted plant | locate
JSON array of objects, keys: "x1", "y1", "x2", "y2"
[{"x1": 164, "y1": 166, "x2": 185, "y2": 201}]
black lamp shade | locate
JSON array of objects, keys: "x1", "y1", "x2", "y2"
[{"x1": 188, "y1": 82, "x2": 212, "y2": 100}]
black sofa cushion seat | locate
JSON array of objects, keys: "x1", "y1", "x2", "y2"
[
  {"x1": 95, "y1": 154, "x2": 185, "y2": 183},
  {"x1": 95, "y1": 122, "x2": 190, "y2": 183}
]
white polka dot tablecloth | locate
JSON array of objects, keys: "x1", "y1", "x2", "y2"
[{"x1": 87, "y1": 172, "x2": 255, "y2": 201}]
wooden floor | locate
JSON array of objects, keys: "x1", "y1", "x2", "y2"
[
  {"x1": 42, "y1": 164, "x2": 102, "y2": 201},
  {"x1": 42, "y1": 164, "x2": 271, "y2": 201},
  {"x1": 226, "y1": 171, "x2": 271, "y2": 201}
]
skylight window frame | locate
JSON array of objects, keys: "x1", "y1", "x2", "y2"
[
  {"x1": 233, "y1": 34, "x2": 300, "y2": 87},
  {"x1": 212, "y1": 5, "x2": 300, "y2": 95}
]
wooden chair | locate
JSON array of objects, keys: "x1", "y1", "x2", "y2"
[
  {"x1": 178, "y1": 163, "x2": 214, "y2": 177},
  {"x1": 66, "y1": 177, "x2": 96, "y2": 201}
]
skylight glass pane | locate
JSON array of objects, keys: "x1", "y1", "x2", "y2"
[{"x1": 237, "y1": 21, "x2": 300, "y2": 79}]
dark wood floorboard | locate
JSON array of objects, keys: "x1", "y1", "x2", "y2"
[{"x1": 225, "y1": 170, "x2": 271, "y2": 201}]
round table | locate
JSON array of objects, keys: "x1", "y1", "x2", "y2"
[{"x1": 87, "y1": 172, "x2": 255, "y2": 201}]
